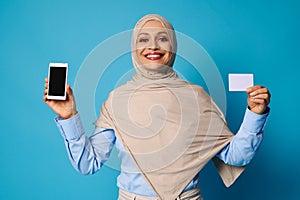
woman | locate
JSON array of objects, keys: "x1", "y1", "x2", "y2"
[{"x1": 43, "y1": 14, "x2": 270, "y2": 200}]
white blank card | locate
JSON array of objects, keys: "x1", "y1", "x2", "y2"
[{"x1": 228, "y1": 74, "x2": 254, "y2": 91}]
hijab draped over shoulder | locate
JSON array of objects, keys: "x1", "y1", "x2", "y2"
[{"x1": 95, "y1": 14, "x2": 245, "y2": 200}]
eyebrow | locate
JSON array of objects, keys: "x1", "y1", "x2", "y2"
[{"x1": 138, "y1": 31, "x2": 168, "y2": 37}]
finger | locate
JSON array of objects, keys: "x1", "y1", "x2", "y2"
[
  {"x1": 45, "y1": 77, "x2": 48, "y2": 83},
  {"x1": 43, "y1": 95, "x2": 47, "y2": 102},
  {"x1": 250, "y1": 94, "x2": 270, "y2": 104},
  {"x1": 43, "y1": 94, "x2": 50, "y2": 104},
  {"x1": 246, "y1": 85, "x2": 264, "y2": 94},
  {"x1": 44, "y1": 82, "x2": 48, "y2": 89},
  {"x1": 249, "y1": 88, "x2": 269, "y2": 97},
  {"x1": 250, "y1": 93, "x2": 269, "y2": 100},
  {"x1": 44, "y1": 89, "x2": 48, "y2": 95},
  {"x1": 249, "y1": 98, "x2": 266, "y2": 104}
]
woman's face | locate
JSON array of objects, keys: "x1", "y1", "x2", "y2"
[{"x1": 136, "y1": 20, "x2": 172, "y2": 70}]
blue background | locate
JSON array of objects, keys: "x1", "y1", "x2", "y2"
[{"x1": 1, "y1": 0, "x2": 299, "y2": 199}]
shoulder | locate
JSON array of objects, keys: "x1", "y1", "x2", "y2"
[
  {"x1": 106, "y1": 81, "x2": 133, "y2": 97},
  {"x1": 182, "y1": 81, "x2": 210, "y2": 97}
]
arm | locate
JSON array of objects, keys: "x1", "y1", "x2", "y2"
[
  {"x1": 217, "y1": 85, "x2": 271, "y2": 166},
  {"x1": 55, "y1": 113, "x2": 116, "y2": 175},
  {"x1": 216, "y1": 107, "x2": 269, "y2": 166},
  {"x1": 43, "y1": 78, "x2": 116, "y2": 174}
]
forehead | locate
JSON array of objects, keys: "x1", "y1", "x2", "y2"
[
  {"x1": 138, "y1": 20, "x2": 167, "y2": 35},
  {"x1": 142, "y1": 20, "x2": 164, "y2": 28}
]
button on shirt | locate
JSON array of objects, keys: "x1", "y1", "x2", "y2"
[{"x1": 55, "y1": 108, "x2": 269, "y2": 197}]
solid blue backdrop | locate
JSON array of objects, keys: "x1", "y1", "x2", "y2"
[{"x1": 0, "y1": 0, "x2": 299, "y2": 199}]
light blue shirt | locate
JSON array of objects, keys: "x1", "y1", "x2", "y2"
[{"x1": 55, "y1": 107, "x2": 269, "y2": 197}]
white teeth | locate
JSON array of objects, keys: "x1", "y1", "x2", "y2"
[{"x1": 146, "y1": 54, "x2": 161, "y2": 58}]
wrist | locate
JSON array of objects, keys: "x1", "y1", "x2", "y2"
[
  {"x1": 61, "y1": 110, "x2": 78, "y2": 120},
  {"x1": 248, "y1": 106, "x2": 270, "y2": 115}
]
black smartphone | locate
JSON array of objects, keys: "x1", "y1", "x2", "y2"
[{"x1": 47, "y1": 63, "x2": 68, "y2": 100}]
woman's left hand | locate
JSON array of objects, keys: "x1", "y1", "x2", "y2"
[{"x1": 246, "y1": 85, "x2": 271, "y2": 114}]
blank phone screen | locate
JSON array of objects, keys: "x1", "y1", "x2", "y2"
[{"x1": 48, "y1": 67, "x2": 67, "y2": 96}]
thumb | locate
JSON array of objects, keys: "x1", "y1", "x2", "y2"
[{"x1": 66, "y1": 84, "x2": 74, "y2": 97}]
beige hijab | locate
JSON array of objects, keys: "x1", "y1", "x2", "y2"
[{"x1": 95, "y1": 14, "x2": 245, "y2": 199}]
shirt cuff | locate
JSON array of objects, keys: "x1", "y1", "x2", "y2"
[
  {"x1": 241, "y1": 107, "x2": 270, "y2": 134},
  {"x1": 54, "y1": 113, "x2": 84, "y2": 140}
]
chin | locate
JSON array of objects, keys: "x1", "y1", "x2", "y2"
[
  {"x1": 142, "y1": 63, "x2": 164, "y2": 71},
  {"x1": 139, "y1": 57, "x2": 170, "y2": 70}
]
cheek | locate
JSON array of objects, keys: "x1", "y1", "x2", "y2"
[
  {"x1": 163, "y1": 52, "x2": 172, "y2": 62},
  {"x1": 135, "y1": 50, "x2": 145, "y2": 62},
  {"x1": 159, "y1": 41, "x2": 172, "y2": 52},
  {"x1": 136, "y1": 42, "x2": 147, "y2": 50},
  {"x1": 136, "y1": 49, "x2": 144, "y2": 56}
]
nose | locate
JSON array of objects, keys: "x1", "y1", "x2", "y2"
[{"x1": 148, "y1": 38, "x2": 159, "y2": 50}]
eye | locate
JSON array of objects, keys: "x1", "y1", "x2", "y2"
[
  {"x1": 138, "y1": 38, "x2": 149, "y2": 43},
  {"x1": 159, "y1": 37, "x2": 169, "y2": 42}
]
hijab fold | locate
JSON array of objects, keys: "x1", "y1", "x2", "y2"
[{"x1": 94, "y1": 14, "x2": 245, "y2": 199}]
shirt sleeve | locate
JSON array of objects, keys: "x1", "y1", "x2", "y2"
[
  {"x1": 55, "y1": 113, "x2": 116, "y2": 175},
  {"x1": 216, "y1": 107, "x2": 270, "y2": 166}
]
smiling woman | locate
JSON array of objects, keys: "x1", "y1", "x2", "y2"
[
  {"x1": 43, "y1": 14, "x2": 271, "y2": 200},
  {"x1": 136, "y1": 20, "x2": 172, "y2": 69}
]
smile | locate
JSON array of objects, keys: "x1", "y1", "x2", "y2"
[{"x1": 144, "y1": 52, "x2": 164, "y2": 60}]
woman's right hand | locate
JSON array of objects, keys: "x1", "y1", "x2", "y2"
[{"x1": 43, "y1": 78, "x2": 77, "y2": 119}]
